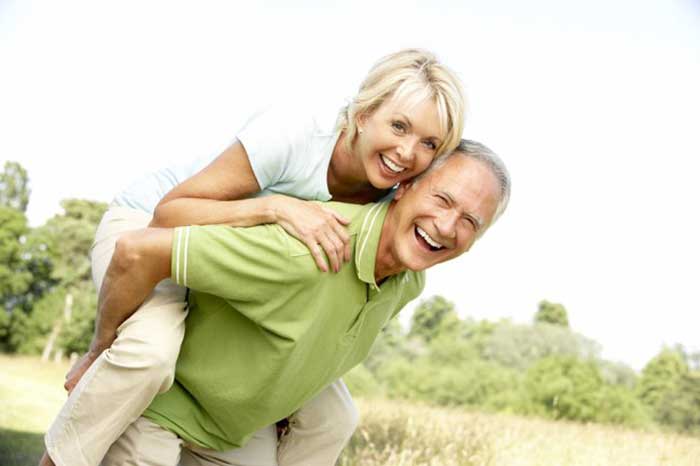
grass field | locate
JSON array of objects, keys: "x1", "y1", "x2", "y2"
[{"x1": 2, "y1": 354, "x2": 700, "y2": 466}]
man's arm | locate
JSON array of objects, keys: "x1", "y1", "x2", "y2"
[{"x1": 64, "y1": 228, "x2": 173, "y2": 392}]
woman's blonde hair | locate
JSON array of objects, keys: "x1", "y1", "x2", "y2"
[{"x1": 338, "y1": 49, "x2": 466, "y2": 157}]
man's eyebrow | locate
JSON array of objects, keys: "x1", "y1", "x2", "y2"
[{"x1": 440, "y1": 189, "x2": 484, "y2": 230}]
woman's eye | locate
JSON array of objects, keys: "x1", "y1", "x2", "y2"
[
  {"x1": 423, "y1": 140, "x2": 437, "y2": 150},
  {"x1": 391, "y1": 121, "x2": 406, "y2": 133}
]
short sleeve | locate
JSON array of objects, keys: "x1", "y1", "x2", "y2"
[
  {"x1": 236, "y1": 106, "x2": 312, "y2": 191},
  {"x1": 171, "y1": 225, "x2": 309, "y2": 305}
]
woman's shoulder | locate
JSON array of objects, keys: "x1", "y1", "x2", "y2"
[{"x1": 258, "y1": 97, "x2": 344, "y2": 135}]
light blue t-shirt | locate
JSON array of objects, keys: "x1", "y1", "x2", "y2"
[{"x1": 112, "y1": 104, "x2": 343, "y2": 214}]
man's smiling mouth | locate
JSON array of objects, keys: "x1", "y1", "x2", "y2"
[{"x1": 415, "y1": 226, "x2": 444, "y2": 251}]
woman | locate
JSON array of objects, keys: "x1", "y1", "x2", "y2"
[{"x1": 42, "y1": 48, "x2": 465, "y2": 466}]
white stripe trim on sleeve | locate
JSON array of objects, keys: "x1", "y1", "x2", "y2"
[
  {"x1": 175, "y1": 228, "x2": 183, "y2": 284},
  {"x1": 183, "y1": 226, "x2": 191, "y2": 288}
]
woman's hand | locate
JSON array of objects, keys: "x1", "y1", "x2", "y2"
[{"x1": 270, "y1": 196, "x2": 351, "y2": 272}]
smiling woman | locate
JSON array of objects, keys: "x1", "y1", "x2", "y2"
[
  {"x1": 41, "y1": 49, "x2": 467, "y2": 466},
  {"x1": 350, "y1": 97, "x2": 444, "y2": 190}
]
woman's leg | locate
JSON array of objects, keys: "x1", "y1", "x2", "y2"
[
  {"x1": 277, "y1": 379, "x2": 359, "y2": 466},
  {"x1": 181, "y1": 426, "x2": 278, "y2": 466},
  {"x1": 44, "y1": 206, "x2": 188, "y2": 466},
  {"x1": 101, "y1": 416, "x2": 183, "y2": 466}
]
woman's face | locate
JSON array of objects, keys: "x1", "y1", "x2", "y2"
[{"x1": 355, "y1": 96, "x2": 445, "y2": 189}]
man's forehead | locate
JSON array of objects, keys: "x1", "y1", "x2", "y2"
[{"x1": 423, "y1": 155, "x2": 500, "y2": 216}]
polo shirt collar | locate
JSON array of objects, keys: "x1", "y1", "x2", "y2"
[{"x1": 353, "y1": 201, "x2": 390, "y2": 291}]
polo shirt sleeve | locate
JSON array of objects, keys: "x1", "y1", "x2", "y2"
[{"x1": 170, "y1": 224, "x2": 309, "y2": 306}]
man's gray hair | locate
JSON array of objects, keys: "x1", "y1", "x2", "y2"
[{"x1": 416, "y1": 139, "x2": 511, "y2": 228}]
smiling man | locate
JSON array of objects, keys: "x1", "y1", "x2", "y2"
[{"x1": 75, "y1": 139, "x2": 509, "y2": 465}]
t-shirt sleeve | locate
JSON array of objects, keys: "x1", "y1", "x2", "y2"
[
  {"x1": 235, "y1": 106, "x2": 310, "y2": 191},
  {"x1": 170, "y1": 225, "x2": 310, "y2": 306}
]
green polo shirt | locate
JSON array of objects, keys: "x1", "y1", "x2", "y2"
[{"x1": 143, "y1": 201, "x2": 424, "y2": 450}]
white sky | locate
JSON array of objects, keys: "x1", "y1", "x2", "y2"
[{"x1": 1, "y1": 0, "x2": 699, "y2": 370}]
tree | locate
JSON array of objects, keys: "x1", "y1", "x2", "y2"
[
  {"x1": 0, "y1": 206, "x2": 32, "y2": 311},
  {"x1": 409, "y1": 295, "x2": 460, "y2": 342},
  {"x1": 365, "y1": 317, "x2": 407, "y2": 373},
  {"x1": 1, "y1": 198, "x2": 106, "y2": 355},
  {"x1": 481, "y1": 321, "x2": 600, "y2": 371},
  {"x1": 524, "y1": 355, "x2": 603, "y2": 422},
  {"x1": 598, "y1": 359, "x2": 638, "y2": 389},
  {"x1": 31, "y1": 198, "x2": 107, "y2": 285},
  {"x1": 0, "y1": 161, "x2": 31, "y2": 212},
  {"x1": 637, "y1": 347, "x2": 688, "y2": 416},
  {"x1": 656, "y1": 372, "x2": 700, "y2": 433},
  {"x1": 535, "y1": 300, "x2": 569, "y2": 327},
  {"x1": 596, "y1": 385, "x2": 651, "y2": 427}
]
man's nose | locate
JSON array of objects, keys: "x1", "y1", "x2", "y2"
[{"x1": 435, "y1": 211, "x2": 458, "y2": 239}]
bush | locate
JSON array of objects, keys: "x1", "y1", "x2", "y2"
[
  {"x1": 345, "y1": 364, "x2": 383, "y2": 398},
  {"x1": 524, "y1": 355, "x2": 603, "y2": 422}
]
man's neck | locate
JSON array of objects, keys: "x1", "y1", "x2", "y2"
[{"x1": 374, "y1": 202, "x2": 403, "y2": 282}]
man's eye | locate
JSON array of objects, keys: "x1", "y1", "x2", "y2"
[
  {"x1": 435, "y1": 195, "x2": 448, "y2": 205},
  {"x1": 463, "y1": 217, "x2": 478, "y2": 230}
]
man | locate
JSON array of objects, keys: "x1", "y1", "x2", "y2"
[{"x1": 47, "y1": 139, "x2": 510, "y2": 465}]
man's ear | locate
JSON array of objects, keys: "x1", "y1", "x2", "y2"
[{"x1": 394, "y1": 179, "x2": 414, "y2": 201}]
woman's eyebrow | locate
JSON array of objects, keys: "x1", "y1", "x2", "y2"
[{"x1": 397, "y1": 113, "x2": 413, "y2": 128}]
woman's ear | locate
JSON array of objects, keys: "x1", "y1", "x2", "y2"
[{"x1": 355, "y1": 111, "x2": 369, "y2": 133}]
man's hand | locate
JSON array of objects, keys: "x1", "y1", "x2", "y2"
[{"x1": 64, "y1": 350, "x2": 101, "y2": 394}]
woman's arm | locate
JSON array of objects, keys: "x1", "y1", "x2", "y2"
[
  {"x1": 149, "y1": 141, "x2": 273, "y2": 228},
  {"x1": 150, "y1": 141, "x2": 350, "y2": 272}
]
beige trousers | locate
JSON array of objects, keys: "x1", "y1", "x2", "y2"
[
  {"x1": 45, "y1": 206, "x2": 358, "y2": 466},
  {"x1": 102, "y1": 417, "x2": 278, "y2": 466}
]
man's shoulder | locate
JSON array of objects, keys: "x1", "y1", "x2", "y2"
[{"x1": 321, "y1": 201, "x2": 389, "y2": 230}]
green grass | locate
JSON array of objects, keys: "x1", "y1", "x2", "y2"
[
  {"x1": 3, "y1": 354, "x2": 700, "y2": 466},
  {"x1": 0, "y1": 429, "x2": 46, "y2": 466},
  {"x1": 0, "y1": 354, "x2": 71, "y2": 466}
]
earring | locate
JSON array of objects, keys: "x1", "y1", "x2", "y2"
[{"x1": 358, "y1": 127, "x2": 364, "y2": 134}]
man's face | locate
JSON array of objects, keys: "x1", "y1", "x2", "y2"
[{"x1": 388, "y1": 155, "x2": 501, "y2": 272}]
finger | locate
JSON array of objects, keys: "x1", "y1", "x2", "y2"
[
  {"x1": 324, "y1": 228, "x2": 347, "y2": 270},
  {"x1": 318, "y1": 234, "x2": 342, "y2": 273},
  {"x1": 329, "y1": 221, "x2": 351, "y2": 262},
  {"x1": 322, "y1": 208, "x2": 350, "y2": 226},
  {"x1": 305, "y1": 238, "x2": 328, "y2": 272}
]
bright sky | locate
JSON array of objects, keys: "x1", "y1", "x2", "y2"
[{"x1": 1, "y1": 0, "x2": 699, "y2": 370}]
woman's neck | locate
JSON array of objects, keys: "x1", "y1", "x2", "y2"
[{"x1": 327, "y1": 132, "x2": 387, "y2": 204}]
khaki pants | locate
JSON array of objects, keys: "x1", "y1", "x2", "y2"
[
  {"x1": 103, "y1": 417, "x2": 278, "y2": 466},
  {"x1": 45, "y1": 206, "x2": 358, "y2": 466}
]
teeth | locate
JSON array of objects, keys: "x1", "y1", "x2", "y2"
[
  {"x1": 416, "y1": 226, "x2": 444, "y2": 250},
  {"x1": 381, "y1": 155, "x2": 405, "y2": 174}
]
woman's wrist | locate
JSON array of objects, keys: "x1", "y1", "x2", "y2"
[{"x1": 262, "y1": 194, "x2": 288, "y2": 224}]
